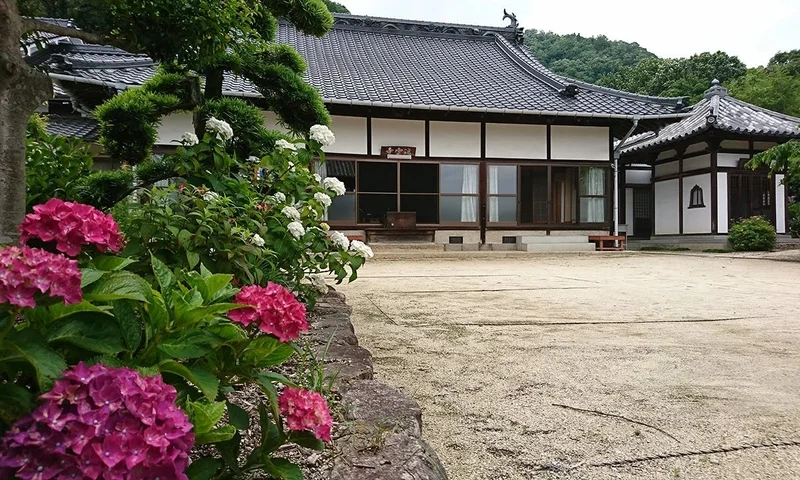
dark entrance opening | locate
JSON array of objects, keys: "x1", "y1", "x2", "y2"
[
  {"x1": 632, "y1": 187, "x2": 653, "y2": 239},
  {"x1": 520, "y1": 166, "x2": 548, "y2": 223},
  {"x1": 728, "y1": 173, "x2": 775, "y2": 228}
]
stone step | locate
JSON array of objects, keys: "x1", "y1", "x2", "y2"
[
  {"x1": 517, "y1": 235, "x2": 589, "y2": 244},
  {"x1": 517, "y1": 242, "x2": 596, "y2": 253},
  {"x1": 369, "y1": 243, "x2": 444, "y2": 252}
]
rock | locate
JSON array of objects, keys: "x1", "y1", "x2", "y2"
[
  {"x1": 330, "y1": 433, "x2": 448, "y2": 480},
  {"x1": 316, "y1": 344, "x2": 374, "y2": 388},
  {"x1": 341, "y1": 380, "x2": 422, "y2": 437}
]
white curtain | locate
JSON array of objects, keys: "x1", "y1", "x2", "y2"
[
  {"x1": 461, "y1": 165, "x2": 478, "y2": 222},
  {"x1": 489, "y1": 166, "x2": 500, "y2": 222},
  {"x1": 580, "y1": 168, "x2": 606, "y2": 223}
]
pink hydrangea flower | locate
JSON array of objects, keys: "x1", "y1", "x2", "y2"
[
  {"x1": 278, "y1": 386, "x2": 333, "y2": 442},
  {"x1": 228, "y1": 283, "x2": 308, "y2": 342},
  {"x1": 0, "y1": 363, "x2": 194, "y2": 480},
  {"x1": 20, "y1": 198, "x2": 124, "y2": 256},
  {"x1": 0, "y1": 246, "x2": 82, "y2": 308}
]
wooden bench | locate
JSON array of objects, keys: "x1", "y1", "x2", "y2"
[
  {"x1": 588, "y1": 235, "x2": 627, "y2": 251},
  {"x1": 365, "y1": 229, "x2": 435, "y2": 243}
]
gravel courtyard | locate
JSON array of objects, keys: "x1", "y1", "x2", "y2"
[{"x1": 336, "y1": 253, "x2": 800, "y2": 480}]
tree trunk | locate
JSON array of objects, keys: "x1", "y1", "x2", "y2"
[{"x1": 0, "y1": 0, "x2": 53, "y2": 244}]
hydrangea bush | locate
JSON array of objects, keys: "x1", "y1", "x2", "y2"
[{"x1": 1, "y1": 119, "x2": 360, "y2": 479}]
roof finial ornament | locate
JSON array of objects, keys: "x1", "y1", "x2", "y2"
[
  {"x1": 704, "y1": 78, "x2": 728, "y2": 99},
  {"x1": 503, "y1": 9, "x2": 518, "y2": 30}
]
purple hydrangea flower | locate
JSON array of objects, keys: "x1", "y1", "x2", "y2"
[{"x1": 0, "y1": 363, "x2": 194, "y2": 480}]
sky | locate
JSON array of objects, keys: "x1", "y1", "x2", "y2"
[{"x1": 338, "y1": 0, "x2": 800, "y2": 67}]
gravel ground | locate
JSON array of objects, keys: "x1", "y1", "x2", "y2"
[{"x1": 336, "y1": 253, "x2": 800, "y2": 479}]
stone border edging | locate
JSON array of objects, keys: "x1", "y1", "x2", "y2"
[{"x1": 309, "y1": 291, "x2": 449, "y2": 480}]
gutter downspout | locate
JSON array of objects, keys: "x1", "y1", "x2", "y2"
[{"x1": 612, "y1": 118, "x2": 640, "y2": 240}]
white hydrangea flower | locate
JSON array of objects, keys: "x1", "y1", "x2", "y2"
[
  {"x1": 350, "y1": 240, "x2": 374, "y2": 259},
  {"x1": 287, "y1": 221, "x2": 305, "y2": 239},
  {"x1": 330, "y1": 231, "x2": 350, "y2": 250},
  {"x1": 250, "y1": 233, "x2": 265, "y2": 247},
  {"x1": 202, "y1": 191, "x2": 220, "y2": 202},
  {"x1": 281, "y1": 205, "x2": 301, "y2": 221},
  {"x1": 313, "y1": 173, "x2": 322, "y2": 183},
  {"x1": 322, "y1": 177, "x2": 346, "y2": 196},
  {"x1": 308, "y1": 273, "x2": 328, "y2": 294},
  {"x1": 314, "y1": 192, "x2": 332, "y2": 208},
  {"x1": 180, "y1": 132, "x2": 199, "y2": 146},
  {"x1": 205, "y1": 117, "x2": 234, "y2": 141},
  {"x1": 247, "y1": 155, "x2": 261, "y2": 163},
  {"x1": 320, "y1": 222, "x2": 330, "y2": 232},
  {"x1": 275, "y1": 139, "x2": 297, "y2": 152},
  {"x1": 310, "y1": 124, "x2": 335, "y2": 146},
  {"x1": 287, "y1": 161, "x2": 296, "y2": 172},
  {"x1": 271, "y1": 192, "x2": 286, "y2": 203}
]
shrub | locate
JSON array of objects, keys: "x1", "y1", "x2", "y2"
[
  {"x1": 728, "y1": 216, "x2": 777, "y2": 251},
  {"x1": 25, "y1": 131, "x2": 94, "y2": 211},
  {"x1": 789, "y1": 203, "x2": 800, "y2": 238}
]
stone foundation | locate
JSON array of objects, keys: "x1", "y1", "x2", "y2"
[{"x1": 309, "y1": 291, "x2": 448, "y2": 480}]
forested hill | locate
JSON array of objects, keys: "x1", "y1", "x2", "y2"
[{"x1": 523, "y1": 29, "x2": 655, "y2": 84}]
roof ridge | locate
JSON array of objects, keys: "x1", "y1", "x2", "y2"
[
  {"x1": 330, "y1": 13, "x2": 517, "y2": 32},
  {"x1": 326, "y1": 13, "x2": 522, "y2": 43},
  {"x1": 491, "y1": 33, "x2": 565, "y2": 93}
]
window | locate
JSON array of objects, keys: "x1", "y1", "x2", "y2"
[
  {"x1": 688, "y1": 185, "x2": 705, "y2": 209},
  {"x1": 489, "y1": 165, "x2": 517, "y2": 223},
  {"x1": 324, "y1": 160, "x2": 356, "y2": 222},
  {"x1": 579, "y1": 167, "x2": 606, "y2": 223},
  {"x1": 440, "y1": 164, "x2": 478, "y2": 223},
  {"x1": 400, "y1": 163, "x2": 438, "y2": 224}
]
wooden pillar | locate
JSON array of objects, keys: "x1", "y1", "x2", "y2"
[
  {"x1": 677, "y1": 148, "x2": 685, "y2": 235},
  {"x1": 710, "y1": 139, "x2": 720, "y2": 234},
  {"x1": 479, "y1": 121, "x2": 487, "y2": 244}
]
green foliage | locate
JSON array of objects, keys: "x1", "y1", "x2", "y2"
[
  {"x1": 199, "y1": 97, "x2": 275, "y2": 158},
  {"x1": 598, "y1": 51, "x2": 747, "y2": 102},
  {"x1": 702, "y1": 248, "x2": 733, "y2": 254},
  {"x1": 747, "y1": 141, "x2": 800, "y2": 200},
  {"x1": 26, "y1": 114, "x2": 48, "y2": 140},
  {"x1": 323, "y1": 0, "x2": 350, "y2": 13},
  {"x1": 639, "y1": 246, "x2": 691, "y2": 252},
  {"x1": 523, "y1": 30, "x2": 654, "y2": 83},
  {"x1": 73, "y1": 169, "x2": 136, "y2": 208},
  {"x1": 788, "y1": 203, "x2": 800, "y2": 238},
  {"x1": 25, "y1": 131, "x2": 95, "y2": 211},
  {"x1": 769, "y1": 49, "x2": 800, "y2": 76},
  {"x1": 727, "y1": 216, "x2": 777, "y2": 251},
  {"x1": 728, "y1": 65, "x2": 800, "y2": 118}
]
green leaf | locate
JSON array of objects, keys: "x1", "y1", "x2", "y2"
[
  {"x1": 186, "y1": 457, "x2": 223, "y2": 480},
  {"x1": 258, "y1": 402, "x2": 283, "y2": 453},
  {"x1": 145, "y1": 291, "x2": 170, "y2": 334},
  {"x1": 257, "y1": 371, "x2": 298, "y2": 388},
  {"x1": 227, "y1": 402, "x2": 250, "y2": 430},
  {"x1": 112, "y1": 300, "x2": 142, "y2": 351},
  {"x1": 46, "y1": 314, "x2": 125, "y2": 354},
  {"x1": 90, "y1": 256, "x2": 136, "y2": 271},
  {"x1": 243, "y1": 336, "x2": 295, "y2": 367},
  {"x1": 157, "y1": 331, "x2": 216, "y2": 359},
  {"x1": 0, "y1": 383, "x2": 35, "y2": 425},
  {"x1": 256, "y1": 376, "x2": 281, "y2": 428},
  {"x1": 287, "y1": 430, "x2": 325, "y2": 451},
  {"x1": 186, "y1": 250, "x2": 200, "y2": 269},
  {"x1": 217, "y1": 431, "x2": 242, "y2": 472},
  {"x1": 159, "y1": 360, "x2": 219, "y2": 400},
  {"x1": 196, "y1": 425, "x2": 236, "y2": 445},
  {"x1": 186, "y1": 399, "x2": 227, "y2": 433},
  {"x1": 151, "y1": 254, "x2": 177, "y2": 305},
  {"x1": 47, "y1": 301, "x2": 111, "y2": 321},
  {"x1": 1, "y1": 330, "x2": 66, "y2": 391},
  {"x1": 83, "y1": 270, "x2": 151, "y2": 303},
  {"x1": 264, "y1": 458, "x2": 303, "y2": 480},
  {"x1": 80, "y1": 268, "x2": 106, "y2": 288}
]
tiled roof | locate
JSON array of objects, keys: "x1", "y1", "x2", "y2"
[
  {"x1": 621, "y1": 80, "x2": 800, "y2": 154},
  {"x1": 34, "y1": 14, "x2": 691, "y2": 120},
  {"x1": 45, "y1": 115, "x2": 99, "y2": 141}
]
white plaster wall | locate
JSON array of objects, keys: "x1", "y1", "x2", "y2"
[
  {"x1": 485, "y1": 123, "x2": 547, "y2": 159},
  {"x1": 655, "y1": 179, "x2": 680, "y2": 235},
  {"x1": 718, "y1": 172, "x2": 729, "y2": 234},
  {"x1": 156, "y1": 112, "x2": 194, "y2": 145},
  {"x1": 776, "y1": 174, "x2": 786, "y2": 234},
  {"x1": 682, "y1": 173, "x2": 712, "y2": 234},
  {"x1": 371, "y1": 118, "x2": 426, "y2": 156},
  {"x1": 325, "y1": 116, "x2": 367, "y2": 154},
  {"x1": 717, "y1": 153, "x2": 745, "y2": 168},
  {"x1": 683, "y1": 154, "x2": 711, "y2": 172},
  {"x1": 434, "y1": 230, "x2": 481, "y2": 244},
  {"x1": 657, "y1": 149, "x2": 678, "y2": 161},
  {"x1": 550, "y1": 126, "x2": 609, "y2": 161},
  {"x1": 655, "y1": 160, "x2": 679, "y2": 177},
  {"x1": 429, "y1": 121, "x2": 481, "y2": 158},
  {"x1": 626, "y1": 169, "x2": 651, "y2": 185},
  {"x1": 721, "y1": 140, "x2": 749, "y2": 150},
  {"x1": 685, "y1": 142, "x2": 707, "y2": 154},
  {"x1": 625, "y1": 187, "x2": 635, "y2": 236}
]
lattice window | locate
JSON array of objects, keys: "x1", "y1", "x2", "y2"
[{"x1": 689, "y1": 185, "x2": 705, "y2": 209}]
